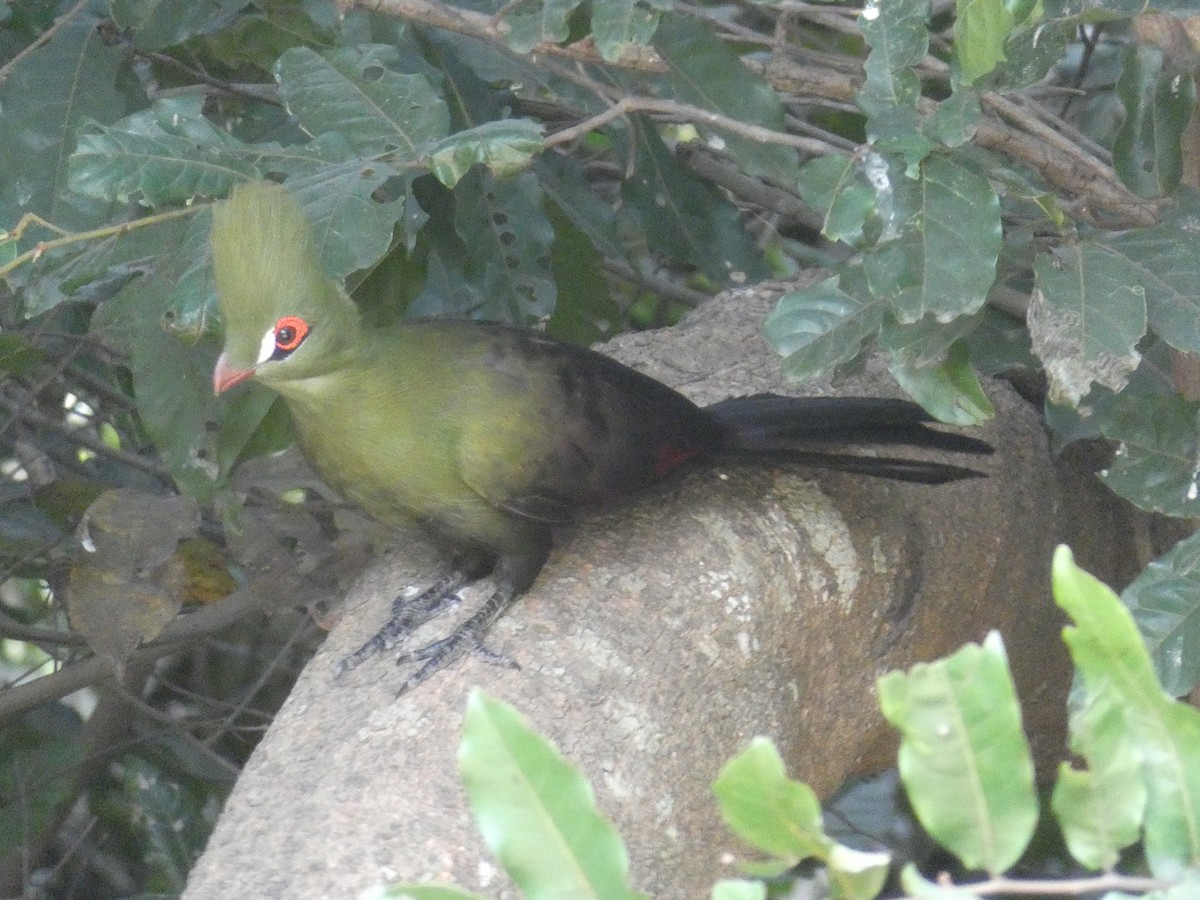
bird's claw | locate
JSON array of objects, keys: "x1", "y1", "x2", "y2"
[
  {"x1": 335, "y1": 574, "x2": 468, "y2": 676},
  {"x1": 393, "y1": 631, "x2": 518, "y2": 697}
]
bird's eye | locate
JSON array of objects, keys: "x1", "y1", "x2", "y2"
[{"x1": 274, "y1": 316, "x2": 309, "y2": 352}]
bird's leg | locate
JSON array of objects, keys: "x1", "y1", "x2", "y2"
[
  {"x1": 393, "y1": 584, "x2": 522, "y2": 696},
  {"x1": 392, "y1": 540, "x2": 550, "y2": 696},
  {"x1": 335, "y1": 554, "x2": 492, "y2": 676}
]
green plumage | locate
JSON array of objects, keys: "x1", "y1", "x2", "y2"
[{"x1": 211, "y1": 181, "x2": 989, "y2": 692}]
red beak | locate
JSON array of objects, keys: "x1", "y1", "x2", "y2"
[{"x1": 213, "y1": 352, "x2": 255, "y2": 395}]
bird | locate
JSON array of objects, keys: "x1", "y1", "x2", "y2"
[{"x1": 210, "y1": 181, "x2": 991, "y2": 694}]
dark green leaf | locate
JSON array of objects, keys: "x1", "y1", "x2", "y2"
[
  {"x1": 68, "y1": 97, "x2": 260, "y2": 205},
  {"x1": 1028, "y1": 243, "x2": 1146, "y2": 406},
  {"x1": 413, "y1": 169, "x2": 555, "y2": 323},
  {"x1": 1114, "y1": 45, "x2": 1195, "y2": 199},
  {"x1": 859, "y1": 0, "x2": 929, "y2": 164},
  {"x1": 0, "y1": 705, "x2": 84, "y2": 858},
  {"x1": 621, "y1": 120, "x2": 764, "y2": 284},
  {"x1": 502, "y1": 0, "x2": 580, "y2": 53},
  {"x1": 796, "y1": 155, "x2": 874, "y2": 246},
  {"x1": 889, "y1": 342, "x2": 995, "y2": 425},
  {"x1": 275, "y1": 45, "x2": 449, "y2": 158},
  {"x1": 1098, "y1": 391, "x2": 1200, "y2": 518},
  {"x1": 0, "y1": 11, "x2": 135, "y2": 232},
  {"x1": 653, "y1": 14, "x2": 796, "y2": 183},
  {"x1": 278, "y1": 159, "x2": 405, "y2": 280},
  {"x1": 982, "y1": 19, "x2": 1072, "y2": 90},
  {"x1": 925, "y1": 90, "x2": 982, "y2": 148},
  {"x1": 427, "y1": 119, "x2": 545, "y2": 187},
  {"x1": 1090, "y1": 225, "x2": 1200, "y2": 355},
  {"x1": 864, "y1": 155, "x2": 1000, "y2": 324},
  {"x1": 878, "y1": 632, "x2": 1038, "y2": 874},
  {"x1": 111, "y1": 0, "x2": 246, "y2": 52},
  {"x1": 1122, "y1": 530, "x2": 1200, "y2": 697},
  {"x1": 763, "y1": 277, "x2": 886, "y2": 381},
  {"x1": 93, "y1": 270, "x2": 278, "y2": 501},
  {"x1": 459, "y1": 690, "x2": 640, "y2": 900},
  {"x1": 592, "y1": 0, "x2": 659, "y2": 62}
]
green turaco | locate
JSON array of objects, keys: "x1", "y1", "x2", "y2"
[{"x1": 210, "y1": 181, "x2": 990, "y2": 693}]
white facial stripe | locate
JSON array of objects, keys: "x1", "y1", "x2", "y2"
[{"x1": 256, "y1": 327, "x2": 276, "y2": 365}]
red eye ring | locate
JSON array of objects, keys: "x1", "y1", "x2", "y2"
[{"x1": 274, "y1": 316, "x2": 309, "y2": 352}]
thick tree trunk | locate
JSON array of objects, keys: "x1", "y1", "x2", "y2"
[{"x1": 182, "y1": 284, "x2": 1134, "y2": 899}]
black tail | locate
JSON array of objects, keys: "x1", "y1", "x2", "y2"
[{"x1": 706, "y1": 394, "x2": 992, "y2": 485}]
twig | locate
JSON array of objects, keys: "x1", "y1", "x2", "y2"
[
  {"x1": 0, "y1": 582, "x2": 269, "y2": 722},
  {"x1": 0, "y1": 0, "x2": 92, "y2": 88},
  {"x1": 911, "y1": 871, "x2": 1174, "y2": 897},
  {"x1": 0, "y1": 205, "x2": 200, "y2": 280},
  {"x1": 0, "y1": 392, "x2": 172, "y2": 482}
]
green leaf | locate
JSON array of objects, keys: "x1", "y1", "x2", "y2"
[
  {"x1": 1051, "y1": 689, "x2": 1145, "y2": 871},
  {"x1": 275, "y1": 45, "x2": 449, "y2": 158},
  {"x1": 982, "y1": 19, "x2": 1072, "y2": 91},
  {"x1": 0, "y1": 10, "x2": 135, "y2": 232},
  {"x1": 1097, "y1": 391, "x2": 1200, "y2": 518},
  {"x1": 1028, "y1": 243, "x2": 1147, "y2": 406},
  {"x1": 621, "y1": 120, "x2": 764, "y2": 284},
  {"x1": 858, "y1": 0, "x2": 930, "y2": 165},
  {"x1": 1122, "y1": 530, "x2": 1200, "y2": 697},
  {"x1": 713, "y1": 739, "x2": 889, "y2": 899},
  {"x1": 1053, "y1": 546, "x2": 1200, "y2": 877},
  {"x1": 591, "y1": 0, "x2": 660, "y2": 62},
  {"x1": 414, "y1": 168, "x2": 555, "y2": 323},
  {"x1": 796, "y1": 155, "x2": 874, "y2": 246},
  {"x1": 869, "y1": 155, "x2": 1000, "y2": 324},
  {"x1": 925, "y1": 91, "x2": 982, "y2": 148},
  {"x1": 68, "y1": 97, "x2": 260, "y2": 205},
  {"x1": 277, "y1": 160, "x2": 406, "y2": 280},
  {"x1": 714, "y1": 738, "x2": 826, "y2": 860},
  {"x1": 763, "y1": 276, "x2": 886, "y2": 381},
  {"x1": 1091, "y1": 224, "x2": 1200, "y2": 355},
  {"x1": 652, "y1": 14, "x2": 796, "y2": 184},
  {"x1": 1114, "y1": 44, "x2": 1195, "y2": 199},
  {"x1": 889, "y1": 342, "x2": 995, "y2": 425},
  {"x1": 111, "y1": 0, "x2": 247, "y2": 52},
  {"x1": 458, "y1": 690, "x2": 640, "y2": 900},
  {"x1": 93, "y1": 263, "x2": 279, "y2": 500},
  {"x1": 0, "y1": 705, "x2": 84, "y2": 859},
  {"x1": 427, "y1": 119, "x2": 545, "y2": 187},
  {"x1": 502, "y1": 0, "x2": 580, "y2": 53},
  {"x1": 953, "y1": 0, "x2": 1014, "y2": 83},
  {"x1": 878, "y1": 631, "x2": 1038, "y2": 874}
]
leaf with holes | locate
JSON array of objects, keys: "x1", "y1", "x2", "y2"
[{"x1": 1028, "y1": 243, "x2": 1146, "y2": 407}]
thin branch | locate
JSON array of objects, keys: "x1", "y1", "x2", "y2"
[
  {"x1": 0, "y1": 205, "x2": 200, "y2": 280},
  {"x1": 912, "y1": 871, "x2": 1175, "y2": 897},
  {"x1": 0, "y1": 393, "x2": 172, "y2": 482},
  {"x1": 0, "y1": 0, "x2": 92, "y2": 88},
  {"x1": 545, "y1": 95, "x2": 824, "y2": 152},
  {"x1": 0, "y1": 581, "x2": 270, "y2": 722}
]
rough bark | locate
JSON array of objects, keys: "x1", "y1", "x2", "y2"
[{"x1": 182, "y1": 284, "x2": 1129, "y2": 899}]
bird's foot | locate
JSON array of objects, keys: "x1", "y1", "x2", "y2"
[
  {"x1": 335, "y1": 570, "x2": 471, "y2": 676},
  {"x1": 393, "y1": 586, "x2": 521, "y2": 697}
]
